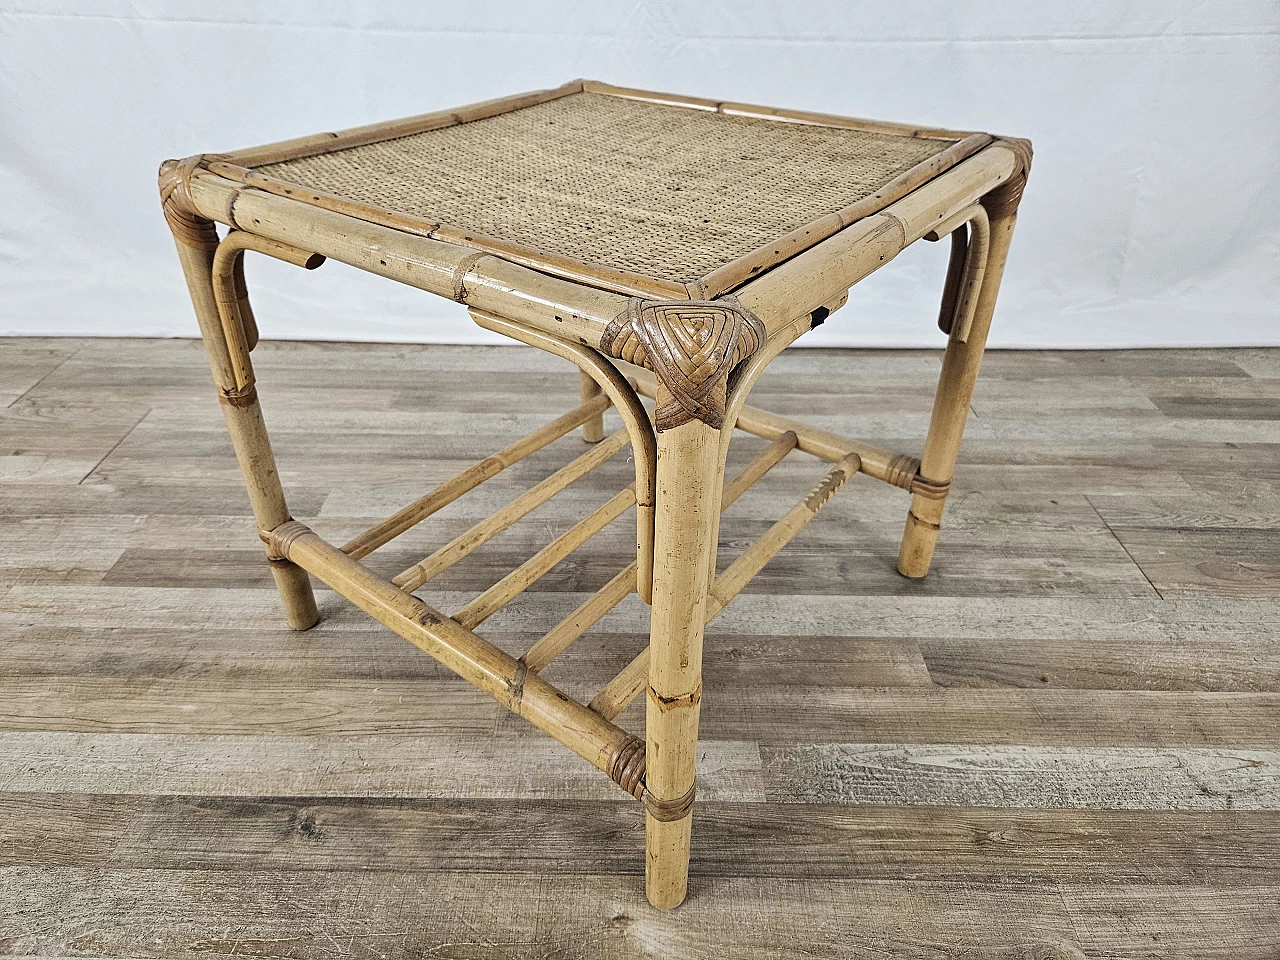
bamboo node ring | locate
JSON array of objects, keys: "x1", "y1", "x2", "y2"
[
  {"x1": 451, "y1": 250, "x2": 495, "y2": 303},
  {"x1": 642, "y1": 782, "x2": 696, "y2": 822},
  {"x1": 647, "y1": 682, "x2": 702, "y2": 712},
  {"x1": 507, "y1": 660, "x2": 529, "y2": 710},
  {"x1": 261, "y1": 520, "x2": 313, "y2": 561},
  {"x1": 600, "y1": 296, "x2": 765, "y2": 431},
  {"x1": 217, "y1": 384, "x2": 258, "y2": 408}
]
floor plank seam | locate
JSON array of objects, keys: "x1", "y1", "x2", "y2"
[{"x1": 1085, "y1": 494, "x2": 1165, "y2": 600}]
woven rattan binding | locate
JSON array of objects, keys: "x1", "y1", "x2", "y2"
[
  {"x1": 601, "y1": 297, "x2": 765, "y2": 431},
  {"x1": 261, "y1": 520, "x2": 313, "y2": 561},
  {"x1": 982, "y1": 138, "x2": 1033, "y2": 222},
  {"x1": 158, "y1": 156, "x2": 219, "y2": 249}
]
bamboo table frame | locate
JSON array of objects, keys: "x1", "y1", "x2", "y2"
[{"x1": 159, "y1": 80, "x2": 1030, "y2": 909}]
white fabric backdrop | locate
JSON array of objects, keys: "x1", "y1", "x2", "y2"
[{"x1": 1, "y1": 1, "x2": 1277, "y2": 347}]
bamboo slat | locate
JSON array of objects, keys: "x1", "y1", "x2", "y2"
[
  {"x1": 705, "y1": 455, "x2": 861, "y2": 621},
  {"x1": 628, "y1": 365, "x2": 919, "y2": 491},
  {"x1": 341, "y1": 393, "x2": 612, "y2": 560},
  {"x1": 470, "y1": 309, "x2": 657, "y2": 603},
  {"x1": 452, "y1": 486, "x2": 636, "y2": 631},
  {"x1": 589, "y1": 648, "x2": 650, "y2": 720},
  {"x1": 521, "y1": 561, "x2": 638, "y2": 674},
  {"x1": 524, "y1": 429, "x2": 799, "y2": 682},
  {"x1": 220, "y1": 81, "x2": 585, "y2": 168},
  {"x1": 393, "y1": 428, "x2": 631, "y2": 592},
  {"x1": 273, "y1": 523, "x2": 636, "y2": 780}
]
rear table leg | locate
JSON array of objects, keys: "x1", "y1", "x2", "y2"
[
  {"x1": 580, "y1": 369, "x2": 605, "y2": 442},
  {"x1": 899, "y1": 193, "x2": 1025, "y2": 578}
]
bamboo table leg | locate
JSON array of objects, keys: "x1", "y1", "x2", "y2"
[
  {"x1": 160, "y1": 162, "x2": 320, "y2": 629},
  {"x1": 579, "y1": 369, "x2": 605, "y2": 443},
  {"x1": 645, "y1": 392, "x2": 722, "y2": 909},
  {"x1": 898, "y1": 195, "x2": 1023, "y2": 578}
]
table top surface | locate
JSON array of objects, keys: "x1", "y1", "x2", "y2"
[{"x1": 212, "y1": 81, "x2": 993, "y2": 300}]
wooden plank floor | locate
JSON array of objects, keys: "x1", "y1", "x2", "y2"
[{"x1": 2, "y1": 337, "x2": 1278, "y2": 959}]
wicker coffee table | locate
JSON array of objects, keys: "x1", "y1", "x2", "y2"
[{"x1": 160, "y1": 80, "x2": 1030, "y2": 908}]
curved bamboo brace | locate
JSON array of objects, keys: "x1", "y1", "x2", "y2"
[
  {"x1": 211, "y1": 231, "x2": 325, "y2": 390},
  {"x1": 471, "y1": 308, "x2": 658, "y2": 604},
  {"x1": 925, "y1": 203, "x2": 990, "y2": 343}
]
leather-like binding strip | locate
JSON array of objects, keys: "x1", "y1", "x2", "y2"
[
  {"x1": 911, "y1": 474, "x2": 952, "y2": 500},
  {"x1": 451, "y1": 250, "x2": 494, "y2": 303},
  {"x1": 218, "y1": 384, "x2": 258, "y2": 408},
  {"x1": 884, "y1": 453, "x2": 921, "y2": 490},
  {"x1": 608, "y1": 736, "x2": 647, "y2": 800},
  {"x1": 642, "y1": 782, "x2": 696, "y2": 822},
  {"x1": 261, "y1": 520, "x2": 313, "y2": 561},
  {"x1": 600, "y1": 296, "x2": 765, "y2": 431},
  {"x1": 982, "y1": 137, "x2": 1033, "y2": 222},
  {"x1": 158, "y1": 155, "x2": 219, "y2": 249}
]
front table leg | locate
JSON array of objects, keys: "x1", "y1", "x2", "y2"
[
  {"x1": 160, "y1": 161, "x2": 320, "y2": 629},
  {"x1": 645, "y1": 399, "x2": 723, "y2": 908}
]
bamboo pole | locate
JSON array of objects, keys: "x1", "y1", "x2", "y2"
[
  {"x1": 581, "y1": 79, "x2": 979, "y2": 140},
  {"x1": 589, "y1": 647, "x2": 650, "y2": 720},
  {"x1": 524, "y1": 430, "x2": 797, "y2": 681},
  {"x1": 470, "y1": 309, "x2": 657, "y2": 604},
  {"x1": 579, "y1": 429, "x2": 798, "y2": 720},
  {"x1": 160, "y1": 168, "x2": 318, "y2": 631},
  {"x1": 706, "y1": 455, "x2": 860, "y2": 620},
  {"x1": 522, "y1": 561, "x2": 637, "y2": 674},
  {"x1": 452, "y1": 486, "x2": 636, "y2": 631},
  {"x1": 730, "y1": 144, "x2": 1018, "y2": 335},
  {"x1": 271, "y1": 522, "x2": 638, "y2": 779},
  {"x1": 221, "y1": 81, "x2": 585, "y2": 167},
  {"x1": 393, "y1": 428, "x2": 631, "y2": 592},
  {"x1": 579, "y1": 371, "x2": 605, "y2": 443},
  {"x1": 211, "y1": 232, "x2": 325, "y2": 390},
  {"x1": 629, "y1": 366, "x2": 921, "y2": 491},
  {"x1": 341, "y1": 393, "x2": 611, "y2": 560},
  {"x1": 186, "y1": 173, "x2": 632, "y2": 347},
  {"x1": 646, "y1": 397, "x2": 722, "y2": 909},
  {"x1": 688, "y1": 134, "x2": 991, "y2": 299},
  {"x1": 898, "y1": 210, "x2": 1020, "y2": 578}
]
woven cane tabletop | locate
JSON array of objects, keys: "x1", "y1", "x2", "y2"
[{"x1": 231, "y1": 85, "x2": 988, "y2": 299}]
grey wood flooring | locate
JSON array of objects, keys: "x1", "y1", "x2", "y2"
[{"x1": 2, "y1": 337, "x2": 1278, "y2": 958}]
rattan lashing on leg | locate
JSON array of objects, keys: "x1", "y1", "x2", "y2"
[{"x1": 161, "y1": 84, "x2": 1029, "y2": 908}]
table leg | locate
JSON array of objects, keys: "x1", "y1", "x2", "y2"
[
  {"x1": 162, "y1": 167, "x2": 319, "y2": 629},
  {"x1": 645, "y1": 402, "x2": 721, "y2": 908},
  {"x1": 579, "y1": 369, "x2": 605, "y2": 442},
  {"x1": 898, "y1": 209, "x2": 1021, "y2": 578}
]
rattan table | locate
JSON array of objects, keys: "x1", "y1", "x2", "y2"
[{"x1": 159, "y1": 80, "x2": 1030, "y2": 908}]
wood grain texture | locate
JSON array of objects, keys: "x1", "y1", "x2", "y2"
[{"x1": 1, "y1": 337, "x2": 1277, "y2": 955}]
